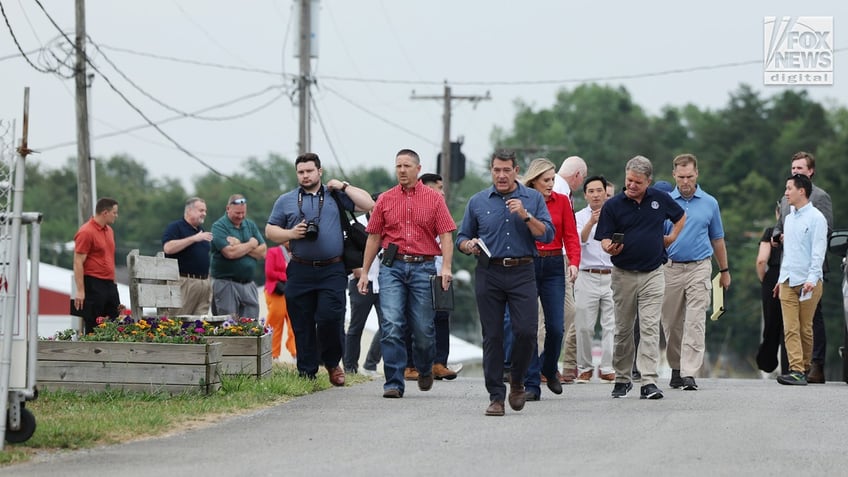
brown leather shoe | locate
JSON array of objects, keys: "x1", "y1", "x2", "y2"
[
  {"x1": 383, "y1": 388, "x2": 403, "y2": 398},
  {"x1": 485, "y1": 400, "x2": 505, "y2": 416},
  {"x1": 404, "y1": 367, "x2": 419, "y2": 381},
  {"x1": 807, "y1": 362, "x2": 826, "y2": 383},
  {"x1": 327, "y1": 366, "x2": 345, "y2": 387},
  {"x1": 560, "y1": 370, "x2": 576, "y2": 384},
  {"x1": 433, "y1": 363, "x2": 458, "y2": 380},
  {"x1": 508, "y1": 382, "x2": 526, "y2": 411},
  {"x1": 418, "y1": 373, "x2": 434, "y2": 391},
  {"x1": 599, "y1": 371, "x2": 616, "y2": 382}
]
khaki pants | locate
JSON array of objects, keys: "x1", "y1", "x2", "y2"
[
  {"x1": 661, "y1": 259, "x2": 712, "y2": 377},
  {"x1": 561, "y1": 262, "x2": 577, "y2": 373},
  {"x1": 611, "y1": 267, "x2": 664, "y2": 386},
  {"x1": 178, "y1": 276, "x2": 211, "y2": 315},
  {"x1": 779, "y1": 280, "x2": 823, "y2": 373}
]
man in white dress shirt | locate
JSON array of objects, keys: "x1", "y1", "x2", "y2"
[{"x1": 574, "y1": 175, "x2": 616, "y2": 382}]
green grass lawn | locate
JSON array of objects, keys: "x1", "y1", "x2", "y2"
[{"x1": 1, "y1": 364, "x2": 366, "y2": 466}]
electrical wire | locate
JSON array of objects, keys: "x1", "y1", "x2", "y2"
[
  {"x1": 32, "y1": 0, "x2": 250, "y2": 190},
  {"x1": 97, "y1": 43, "x2": 289, "y2": 77},
  {"x1": 310, "y1": 95, "x2": 347, "y2": 179},
  {"x1": 322, "y1": 84, "x2": 440, "y2": 147},
  {"x1": 88, "y1": 37, "x2": 289, "y2": 122},
  {"x1": 0, "y1": 0, "x2": 62, "y2": 75},
  {"x1": 41, "y1": 83, "x2": 290, "y2": 151}
]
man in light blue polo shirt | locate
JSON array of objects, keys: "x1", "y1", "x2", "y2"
[{"x1": 662, "y1": 154, "x2": 730, "y2": 391}]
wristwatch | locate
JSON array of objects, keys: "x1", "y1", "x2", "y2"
[
  {"x1": 341, "y1": 181, "x2": 350, "y2": 191},
  {"x1": 524, "y1": 212, "x2": 533, "y2": 223}
]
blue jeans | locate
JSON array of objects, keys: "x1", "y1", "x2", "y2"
[
  {"x1": 524, "y1": 255, "x2": 565, "y2": 395},
  {"x1": 378, "y1": 260, "x2": 437, "y2": 393}
]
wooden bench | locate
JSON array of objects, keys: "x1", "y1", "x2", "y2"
[{"x1": 126, "y1": 249, "x2": 228, "y2": 322}]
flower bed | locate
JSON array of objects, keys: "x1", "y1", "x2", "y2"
[
  {"x1": 38, "y1": 313, "x2": 273, "y2": 392},
  {"x1": 208, "y1": 333, "x2": 273, "y2": 378},
  {"x1": 37, "y1": 340, "x2": 222, "y2": 394}
]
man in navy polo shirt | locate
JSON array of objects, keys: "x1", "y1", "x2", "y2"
[
  {"x1": 595, "y1": 155, "x2": 686, "y2": 400},
  {"x1": 162, "y1": 197, "x2": 213, "y2": 315}
]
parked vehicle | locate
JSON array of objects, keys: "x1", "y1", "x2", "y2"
[{"x1": 827, "y1": 230, "x2": 848, "y2": 384}]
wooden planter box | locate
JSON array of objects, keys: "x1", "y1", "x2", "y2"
[
  {"x1": 37, "y1": 341, "x2": 222, "y2": 395},
  {"x1": 206, "y1": 333, "x2": 272, "y2": 378}
]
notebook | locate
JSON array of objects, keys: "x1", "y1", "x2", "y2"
[{"x1": 430, "y1": 275, "x2": 455, "y2": 311}]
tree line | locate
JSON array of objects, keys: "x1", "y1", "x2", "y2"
[{"x1": 19, "y1": 82, "x2": 848, "y2": 378}]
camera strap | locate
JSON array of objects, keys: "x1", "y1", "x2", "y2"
[{"x1": 297, "y1": 187, "x2": 324, "y2": 222}]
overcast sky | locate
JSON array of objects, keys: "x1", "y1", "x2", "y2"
[{"x1": 1, "y1": 1, "x2": 845, "y2": 192}]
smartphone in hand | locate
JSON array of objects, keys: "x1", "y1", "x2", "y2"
[{"x1": 611, "y1": 233, "x2": 624, "y2": 244}]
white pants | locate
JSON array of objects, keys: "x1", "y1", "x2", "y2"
[{"x1": 574, "y1": 271, "x2": 615, "y2": 374}]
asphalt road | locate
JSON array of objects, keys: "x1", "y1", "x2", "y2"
[{"x1": 3, "y1": 376, "x2": 847, "y2": 476}]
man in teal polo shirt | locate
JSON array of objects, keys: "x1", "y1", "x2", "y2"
[{"x1": 211, "y1": 194, "x2": 267, "y2": 319}]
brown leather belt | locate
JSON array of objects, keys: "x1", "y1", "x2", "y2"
[
  {"x1": 490, "y1": 257, "x2": 534, "y2": 267},
  {"x1": 537, "y1": 250, "x2": 563, "y2": 257},
  {"x1": 290, "y1": 255, "x2": 343, "y2": 267},
  {"x1": 397, "y1": 254, "x2": 435, "y2": 263},
  {"x1": 584, "y1": 268, "x2": 612, "y2": 275},
  {"x1": 180, "y1": 273, "x2": 208, "y2": 280}
]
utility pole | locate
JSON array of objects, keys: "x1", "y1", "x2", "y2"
[
  {"x1": 74, "y1": 0, "x2": 92, "y2": 226},
  {"x1": 411, "y1": 82, "x2": 490, "y2": 202},
  {"x1": 296, "y1": 0, "x2": 314, "y2": 155}
]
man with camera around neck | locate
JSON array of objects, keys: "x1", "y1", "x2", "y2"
[{"x1": 266, "y1": 152, "x2": 374, "y2": 385}]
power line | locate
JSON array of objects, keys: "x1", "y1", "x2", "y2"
[
  {"x1": 322, "y1": 83, "x2": 440, "y2": 147},
  {"x1": 41, "y1": 83, "x2": 290, "y2": 151},
  {"x1": 310, "y1": 95, "x2": 347, "y2": 179},
  {"x1": 0, "y1": 0, "x2": 67, "y2": 75},
  {"x1": 88, "y1": 37, "x2": 290, "y2": 122},
  {"x1": 89, "y1": 42, "x2": 848, "y2": 88},
  {"x1": 320, "y1": 47, "x2": 848, "y2": 86},
  {"x1": 32, "y1": 0, "x2": 249, "y2": 190},
  {"x1": 97, "y1": 43, "x2": 290, "y2": 77}
]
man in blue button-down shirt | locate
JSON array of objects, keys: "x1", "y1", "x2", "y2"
[
  {"x1": 456, "y1": 149, "x2": 554, "y2": 416},
  {"x1": 774, "y1": 174, "x2": 827, "y2": 386}
]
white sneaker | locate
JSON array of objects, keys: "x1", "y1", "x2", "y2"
[
  {"x1": 447, "y1": 362, "x2": 464, "y2": 374},
  {"x1": 361, "y1": 368, "x2": 381, "y2": 378}
]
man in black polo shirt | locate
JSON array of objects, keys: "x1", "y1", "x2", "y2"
[
  {"x1": 595, "y1": 155, "x2": 686, "y2": 400},
  {"x1": 163, "y1": 197, "x2": 213, "y2": 315}
]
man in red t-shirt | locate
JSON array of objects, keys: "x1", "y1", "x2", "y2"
[{"x1": 73, "y1": 197, "x2": 120, "y2": 334}]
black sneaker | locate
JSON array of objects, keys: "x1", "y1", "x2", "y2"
[
  {"x1": 669, "y1": 369, "x2": 683, "y2": 388},
  {"x1": 777, "y1": 370, "x2": 808, "y2": 386},
  {"x1": 640, "y1": 383, "x2": 664, "y2": 399},
  {"x1": 611, "y1": 381, "x2": 633, "y2": 398},
  {"x1": 632, "y1": 368, "x2": 642, "y2": 382},
  {"x1": 682, "y1": 376, "x2": 698, "y2": 390}
]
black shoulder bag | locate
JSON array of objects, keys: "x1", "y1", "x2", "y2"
[{"x1": 330, "y1": 191, "x2": 368, "y2": 272}]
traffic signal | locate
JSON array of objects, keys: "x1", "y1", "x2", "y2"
[{"x1": 436, "y1": 141, "x2": 466, "y2": 182}]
